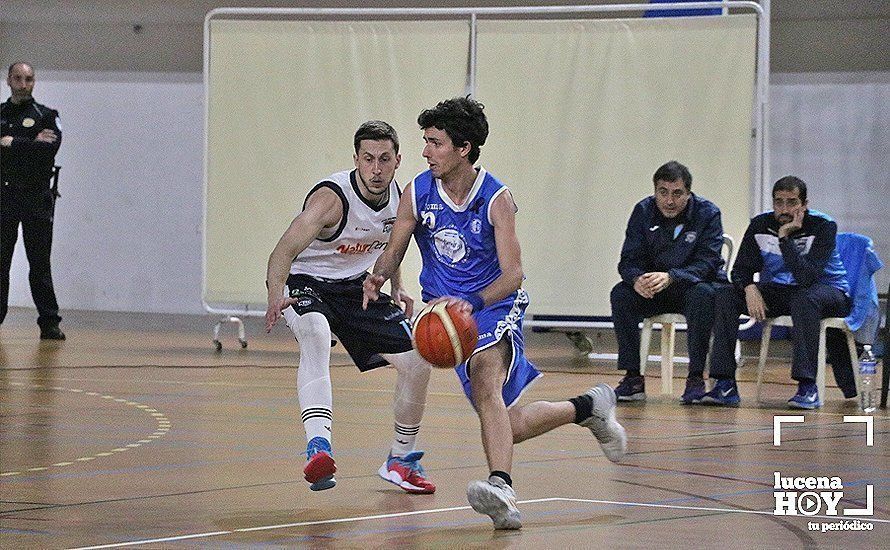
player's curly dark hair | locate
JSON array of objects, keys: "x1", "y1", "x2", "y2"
[{"x1": 417, "y1": 96, "x2": 488, "y2": 164}]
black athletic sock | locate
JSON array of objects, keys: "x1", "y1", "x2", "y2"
[
  {"x1": 569, "y1": 393, "x2": 593, "y2": 424},
  {"x1": 490, "y1": 470, "x2": 512, "y2": 487}
]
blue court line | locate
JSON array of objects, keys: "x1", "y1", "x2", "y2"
[
  {"x1": 646, "y1": 454, "x2": 890, "y2": 476},
  {"x1": 672, "y1": 457, "x2": 890, "y2": 473},
  {"x1": 638, "y1": 476, "x2": 889, "y2": 507},
  {"x1": 630, "y1": 422, "x2": 888, "y2": 442},
  {"x1": 0, "y1": 527, "x2": 53, "y2": 536}
]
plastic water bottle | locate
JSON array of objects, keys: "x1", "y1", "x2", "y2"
[{"x1": 858, "y1": 345, "x2": 877, "y2": 413}]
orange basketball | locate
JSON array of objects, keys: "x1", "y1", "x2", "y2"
[{"x1": 413, "y1": 302, "x2": 478, "y2": 368}]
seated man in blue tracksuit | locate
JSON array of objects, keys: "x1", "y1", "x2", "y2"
[
  {"x1": 611, "y1": 161, "x2": 726, "y2": 403},
  {"x1": 706, "y1": 176, "x2": 853, "y2": 409}
]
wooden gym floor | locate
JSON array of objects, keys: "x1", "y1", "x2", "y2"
[{"x1": 1, "y1": 307, "x2": 887, "y2": 549}]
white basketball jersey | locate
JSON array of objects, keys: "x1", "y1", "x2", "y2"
[{"x1": 290, "y1": 170, "x2": 400, "y2": 280}]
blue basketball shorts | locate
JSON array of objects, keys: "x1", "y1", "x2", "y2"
[{"x1": 454, "y1": 288, "x2": 542, "y2": 408}]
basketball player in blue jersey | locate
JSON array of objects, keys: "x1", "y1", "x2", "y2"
[
  {"x1": 265, "y1": 121, "x2": 436, "y2": 494},
  {"x1": 363, "y1": 98, "x2": 627, "y2": 530}
]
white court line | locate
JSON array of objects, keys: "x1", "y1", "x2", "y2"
[
  {"x1": 68, "y1": 498, "x2": 556, "y2": 549},
  {"x1": 69, "y1": 531, "x2": 231, "y2": 549},
  {"x1": 66, "y1": 496, "x2": 888, "y2": 549}
]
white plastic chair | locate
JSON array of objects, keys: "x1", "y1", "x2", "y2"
[
  {"x1": 639, "y1": 313, "x2": 687, "y2": 395},
  {"x1": 755, "y1": 316, "x2": 860, "y2": 403},
  {"x1": 639, "y1": 234, "x2": 735, "y2": 395},
  {"x1": 754, "y1": 232, "x2": 882, "y2": 404}
]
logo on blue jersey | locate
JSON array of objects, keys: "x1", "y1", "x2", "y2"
[
  {"x1": 421, "y1": 211, "x2": 436, "y2": 230},
  {"x1": 471, "y1": 218, "x2": 482, "y2": 234},
  {"x1": 432, "y1": 228, "x2": 468, "y2": 264}
]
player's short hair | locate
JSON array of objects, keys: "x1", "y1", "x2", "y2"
[
  {"x1": 772, "y1": 175, "x2": 807, "y2": 202},
  {"x1": 8, "y1": 62, "x2": 34, "y2": 76},
  {"x1": 354, "y1": 120, "x2": 399, "y2": 154},
  {"x1": 653, "y1": 161, "x2": 692, "y2": 191},
  {"x1": 417, "y1": 96, "x2": 489, "y2": 164}
]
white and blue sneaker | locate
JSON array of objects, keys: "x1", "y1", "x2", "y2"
[
  {"x1": 303, "y1": 437, "x2": 336, "y2": 491},
  {"x1": 700, "y1": 379, "x2": 741, "y2": 407},
  {"x1": 467, "y1": 476, "x2": 522, "y2": 530},
  {"x1": 578, "y1": 383, "x2": 627, "y2": 463},
  {"x1": 788, "y1": 381, "x2": 821, "y2": 410}
]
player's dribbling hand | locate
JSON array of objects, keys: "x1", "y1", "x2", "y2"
[
  {"x1": 362, "y1": 273, "x2": 386, "y2": 310},
  {"x1": 431, "y1": 296, "x2": 473, "y2": 315},
  {"x1": 265, "y1": 296, "x2": 298, "y2": 332}
]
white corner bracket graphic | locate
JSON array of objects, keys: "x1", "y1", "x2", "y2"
[
  {"x1": 843, "y1": 415, "x2": 874, "y2": 447},
  {"x1": 773, "y1": 415, "x2": 805, "y2": 446}
]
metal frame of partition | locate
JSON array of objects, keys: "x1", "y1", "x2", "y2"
[{"x1": 202, "y1": 2, "x2": 770, "y2": 345}]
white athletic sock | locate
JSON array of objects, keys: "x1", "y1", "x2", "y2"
[
  {"x1": 392, "y1": 422, "x2": 421, "y2": 457},
  {"x1": 283, "y1": 309, "x2": 334, "y2": 446},
  {"x1": 382, "y1": 349, "x2": 432, "y2": 456}
]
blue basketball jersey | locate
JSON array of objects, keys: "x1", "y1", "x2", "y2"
[
  {"x1": 411, "y1": 167, "x2": 509, "y2": 302},
  {"x1": 411, "y1": 167, "x2": 541, "y2": 408}
]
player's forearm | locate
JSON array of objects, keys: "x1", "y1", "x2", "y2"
[
  {"x1": 478, "y1": 267, "x2": 523, "y2": 307},
  {"x1": 266, "y1": 238, "x2": 302, "y2": 300},
  {"x1": 266, "y1": 215, "x2": 328, "y2": 299},
  {"x1": 389, "y1": 266, "x2": 404, "y2": 292},
  {"x1": 374, "y1": 225, "x2": 412, "y2": 282},
  {"x1": 371, "y1": 249, "x2": 400, "y2": 283},
  {"x1": 266, "y1": 251, "x2": 292, "y2": 301}
]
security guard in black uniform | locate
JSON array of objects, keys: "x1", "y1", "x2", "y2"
[{"x1": 1, "y1": 62, "x2": 64, "y2": 339}]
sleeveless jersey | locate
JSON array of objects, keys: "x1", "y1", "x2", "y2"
[
  {"x1": 411, "y1": 167, "x2": 510, "y2": 302},
  {"x1": 290, "y1": 169, "x2": 399, "y2": 281}
]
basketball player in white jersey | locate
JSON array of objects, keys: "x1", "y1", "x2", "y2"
[{"x1": 265, "y1": 121, "x2": 435, "y2": 494}]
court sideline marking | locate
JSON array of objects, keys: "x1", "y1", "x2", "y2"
[{"x1": 67, "y1": 496, "x2": 889, "y2": 549}]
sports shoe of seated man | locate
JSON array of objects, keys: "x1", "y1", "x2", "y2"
[
  {"x1": 577, "y1": 383, "x2": 627, "y2": 463},
  {"x1": 304, "y1": 436, "x2": 336, "y2": 491},
  {"x1": 467, "y1": 476, "x2": 522, "y2": 530},
  {"x1": 680, "y1": 375, "x2": 707, "y2": 405},
  {"x1": 699, "y1": 379, "x2": 741, "y2": 407},
  {"x1": 378, "y1": 450, "x2": 436, "y2": 494},
  {"x1": 614, "y1": 373, "x2": 646, "y2": 402},
  {"x1": 40, "y1": 326, "x2": 66, "y2": 340},
  {"x1": 787, "y1": 380, "x2": 821, "y2": 410}
]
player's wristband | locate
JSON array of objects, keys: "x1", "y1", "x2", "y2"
[{"x1": 465, "y1": 293, "x2": 485, "y2": 313}]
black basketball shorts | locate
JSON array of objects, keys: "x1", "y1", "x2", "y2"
[{"x1": 284, "y1": 273, "x2": 413, "y2": 371}]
